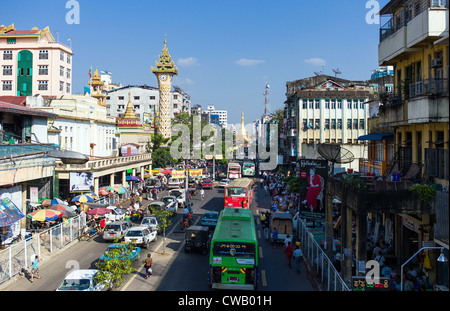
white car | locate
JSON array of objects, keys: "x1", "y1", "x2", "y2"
[
  {"x1": 168, "y1": 178, "x2": 183, "y2": 189},
  {"x1": 161, "y1": 196, "x2": 179, "y2": 214},
  {"x1": 219, "y1": 179, "x2": 231, "y2": 188},
  {"x1": 140, "y1": 216, "x2": 159, "y2": 232},
  {"x1": 56, "y1": 269, "x2": 110, "y2": 291},
  {"x1": 124, "y1": 226, "x2": 157, "y2": 248}
]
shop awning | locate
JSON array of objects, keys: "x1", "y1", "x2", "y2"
[{"x1": 358, "y1": 133, "x2": 394, "y2": 141}]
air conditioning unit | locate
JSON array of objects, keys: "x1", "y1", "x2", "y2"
[{"x1": 431, "y1": 58, "x2": 443, "y2": 68}]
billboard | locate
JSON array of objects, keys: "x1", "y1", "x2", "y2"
[
  {"x1": 298, "y1": 159, "x2": 328, "y2": 222},
  {"x1": 70, "y1": 172, "x2": 94, "y2": 192},
  {"x1": 172, "y1": 170, "x2": 185, "y2": 179}
]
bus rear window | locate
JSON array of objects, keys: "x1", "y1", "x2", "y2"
[
  {"x1": 212, "y1": 242, "x2": 256, "y2": 257},
  {"x1": 226, "y1": 187, "x2": 246, "y2": 197}
]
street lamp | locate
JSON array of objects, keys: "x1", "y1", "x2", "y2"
[{"x1": 400, "y1": 246, "x2": 448, "y2": 291}]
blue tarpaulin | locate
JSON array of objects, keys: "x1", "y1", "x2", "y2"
[{"x1": 357, "y1": 133, "x2": 394, "y2": 141}]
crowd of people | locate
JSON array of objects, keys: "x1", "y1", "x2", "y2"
[{"x1": 260, "y1": 170, "x2": 299, "y2": 215}]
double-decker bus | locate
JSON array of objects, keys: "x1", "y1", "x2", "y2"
[
  {"x1": 224, "y1": 178, "x2": 254, "y2": 208},
  {"x1": 227, "y1": 162, "x2": 241, "y2": 179},
  {"x1": 242, "y1": 161, "x2": 256, "y2": 177},
  {"x1": 208, "y1": 207, "x2": 258, "y2": 290}
]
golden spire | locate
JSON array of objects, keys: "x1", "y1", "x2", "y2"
[
  {"x1": 151, "y1": 37, "x2": 178, "y2": 75},
  {"x1": 237, "y1": 111, "x2": 250, "y2": 143},
  {"x1": 123, "y1": 92, "x2": 138, "y2": 119}
]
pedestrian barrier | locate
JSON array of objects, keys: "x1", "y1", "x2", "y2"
[
  {"x1": 296, "y1": 217, "x2": 349, "y2": 291},
  {"x1": 0, "y1": 215, "x2": 86, "y2": 285}
]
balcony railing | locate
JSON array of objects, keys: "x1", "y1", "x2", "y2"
[
  {"x1": 409, "y1": 78, "x2": 449, "y2": 98},
  {"x1": 55, "y1": 152, "x2": 152, "y2": 171},
  {"x1": 380, "y1": 0, "x2": 449, "y2": 43},
  {"x1": 0, "y1": 143, "x2": 58, "y2": 158}
]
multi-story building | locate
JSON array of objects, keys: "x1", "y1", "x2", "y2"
[
  {"x1": 106, "y1": 85, "x2": 192, "y2": 126},
  {"x1": 203, "y1": 105, "x2": 228, "y2": 128},
  {"x1": 284, "y1": 74, "x2": 372, "y2": 172},
  {"x1": 0, "y1": 24, "x2": 73, "y2": 97},
  {"x1": 328, "y1": 0, "x2": 449, "y2": 288},
  {"x1": 0, "y1": 97, "x2": 57, "y2": 243}
]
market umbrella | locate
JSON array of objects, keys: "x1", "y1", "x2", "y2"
[
  {"x1": 71, "y1": 194, "x2": 94, "y2": 203},
  {"x1": 50, "y1": 198, "x2": 66, "y2": 205},
  {"x1": 98, "y1": 189, "x2": 109, "y2": 196},
  {"x1": 161, "y1": 169, "x2": 172, "y2": 174},
  {"x1": 113, "y1": 184, "x2": 128, "y2": 194},
  {"x1": 48, "y1": 206, "x2": 76, "y2": 218},
  {"x1": 87, "y1": 192, "x2": 99, "y2": 199},
  {"x1": 27, "y1": 209, "x2": 62, "y2": 222},
  {"x1": 87, "y1": 208, "x2": 111, "y2": 215}
]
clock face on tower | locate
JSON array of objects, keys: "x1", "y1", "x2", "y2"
[{"x1": 160, "y1": 74, "x2": 167, "y2": 81}]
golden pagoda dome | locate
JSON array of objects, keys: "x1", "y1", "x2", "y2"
[{"x1": 237, "y1": 112, "x2": 251, "y2": 143}]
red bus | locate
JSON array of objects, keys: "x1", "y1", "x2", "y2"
[{"x1": 224, "y1": 178, "x2": 254, "y2": 208}]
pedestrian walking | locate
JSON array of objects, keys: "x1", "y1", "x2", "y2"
[
  {"x1": 293, "y1": 245, "x2": 303, "y2": 274},
  {"x1": 30, "y1": 254, "x2": 42, "y2": 282},
  {"x1": 272, "y1": 227, "x2": 278, "y2": 248},
  {"x1": 200, "y1": 189, "x2": 205, "y2": 201},
  {"x1": 285, "y1": 241, "x2": 294, "y2": 268},
  {"x1": 143, "y1": 253, "x2": 153, "y2": 279}
]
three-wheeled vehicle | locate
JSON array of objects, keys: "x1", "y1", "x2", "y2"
[{"x1": 184, "y1": 226, "x2": 211, "y2": 254}]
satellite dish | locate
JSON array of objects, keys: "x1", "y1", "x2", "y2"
[
  {"x1": 317, "y1": 144, "x2": 354, "y2": 175},
  {"x1": 332, "y1": 69, "x2": 342, "y2": 77}
]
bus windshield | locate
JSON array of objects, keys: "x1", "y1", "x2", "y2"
[
  {"x1": 225, "y1": 187, "x2": 246, "y2": 197},
  {"x1": 212, "y1": 242, "x2": 256, "y2": 258}
]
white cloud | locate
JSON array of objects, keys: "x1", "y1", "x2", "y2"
[
  {"x1": 177, "y1": 57, "x2": 199, "y2": 67},
  {"x1": 304, "y1": 58, "x2": 327, "y2": 67},
  {"x1": 235, "y1": 58, "x2": 266, "y2": 66}
]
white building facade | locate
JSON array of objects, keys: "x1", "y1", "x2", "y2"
[{"x1": 0, "y1": 24, "x2": 73, "y2": 97}]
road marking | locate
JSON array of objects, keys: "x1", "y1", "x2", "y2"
[
  {"x1": 261, "y1": 269, "x2": 267, "y2": 287},
  {"x1": 257, "y1": 230, "x2": 261, "y2": 240},
  {"x1": 259, "y1": 246, "x2": 263, "y2": 258}
]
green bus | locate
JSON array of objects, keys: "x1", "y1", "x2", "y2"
[{"x1": 208, "y1": 207, "x2": 258, "y2": 290}]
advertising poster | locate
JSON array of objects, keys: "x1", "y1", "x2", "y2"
[
  {"x1": 70, "y1": 172, "x2": 94, "y2": 192},
  {"x1": 298, "y1": 159, "x2": 328, "y2": 222},
  {"x1": 172, "y1": 170, "x2": 185, "y2": 179},
  {"x1": 189, "y1": 169, "x2": 203, "y2": 178}
]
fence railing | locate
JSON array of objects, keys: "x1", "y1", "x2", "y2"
[
  {"x1": 296, "y1": 217, "x2": 350, "y2": 291},
  {"x1": 0, "y1": 215, "x2": 89, "y2": 285}
]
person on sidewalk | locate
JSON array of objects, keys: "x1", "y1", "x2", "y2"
[
  {"x1": 144, "y1": 253, "x2": 153, "y2": 279},
  {"x1": 272, "y1": 227, "x2": 278, "y2": 248},
  {"x1": 293, "y1": 245, "x2": 303, "y2": 274},
  {"x1": 30, "y1": 254, "x2": 42, "y2": 283}
]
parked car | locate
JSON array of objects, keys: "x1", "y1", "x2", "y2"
[
  {"x1": 202, "y1": 179, "x2": 213, "y2": 189},
  {"x1": 219, "y1": 179, "x2": 231, "y2": 188},
  {"x1": 168, "y1": 178, "x2": 183, "y2": 189},
  {"x1": 148, "y1": 200, "x2": 176, "y2": 215},
  {"x1": 124, "y1": 226, "x2": 157, "y2": 248},
  {"x1": 140, "y1": 216, "x2": 159, "y2": 232},
  {"x1": 168, "y1": 189, "x2": 186, "y2": 207},
  {"x1": 161, "y1": 196, "x2": 179, "y2": 214},
  {"x1": 98, "y1": 242, "x2": 141, "y2": 263},
  {"x1": 102, "y1": 221, "x2": 132, "y2": 242},
  {"x1": 201, "y1": 211, "x2": 219, "y2": 227},
  {"x1": 56, "y1": 269, "x2": 111, "y2": 291},
  {"x1": 184, "y1": 226, "x2": 211, "y2": 254}
]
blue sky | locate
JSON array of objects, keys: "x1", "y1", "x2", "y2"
[{"x1": 1, "y1": 0, "x2": 390, "y2": 125}]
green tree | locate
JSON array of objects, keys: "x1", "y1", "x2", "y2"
[
  {"x1": 151, "y1": 208, "x2": 173, "y2": 255},
  {"x1": 94, "y1": 242, "x2": 138, "y2": 290}
]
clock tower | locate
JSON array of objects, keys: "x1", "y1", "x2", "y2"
[{"x1": 151, "y1": 38, "x2": 178, "y2": 139}]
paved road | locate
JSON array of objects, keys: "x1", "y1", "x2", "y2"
[{"x1": 1, "y1": 178, "x2": 316, "y2": 292}]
